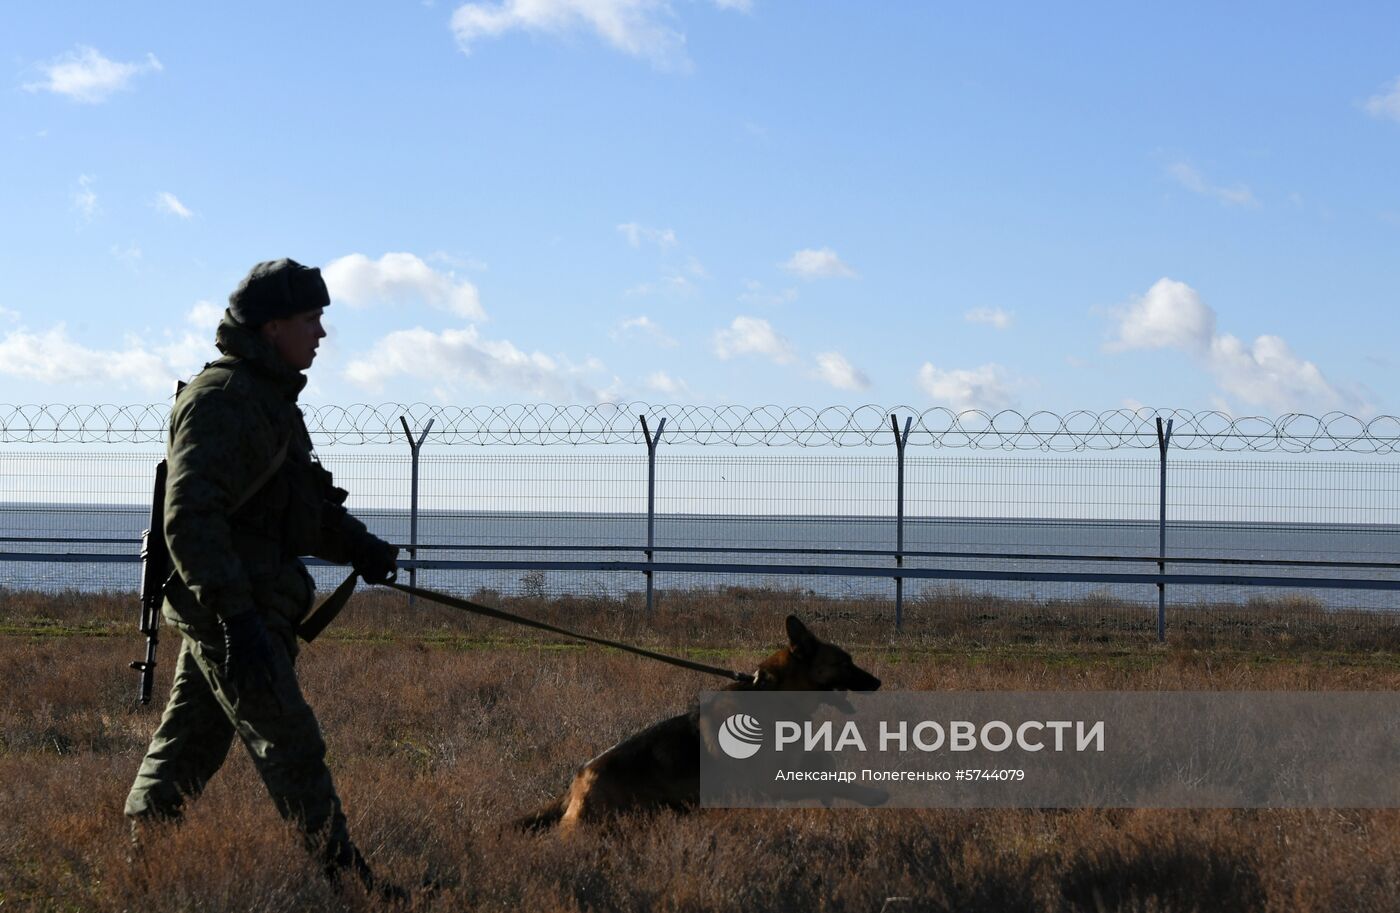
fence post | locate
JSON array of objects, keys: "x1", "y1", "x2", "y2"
[
  {"x1": 891, "y1": 414, "x2": 912, "y2": 631},
  {"x1": 399, "y1": 416, "x2": 435, "y2": 608},
  {"x1": 639, "y1": 415, "x2": 666, "y2": 614},
  {"x1": 1155, "y1": 416, "x2": 1173, "y2": 643}
]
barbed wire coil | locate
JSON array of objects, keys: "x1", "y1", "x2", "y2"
[{"x1": 2, "y1": 403, "x2": 1398, "y2": 452}]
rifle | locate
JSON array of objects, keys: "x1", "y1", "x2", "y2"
[{"x1": 130, "y1": 458, "x2": 170, "y2": 705}]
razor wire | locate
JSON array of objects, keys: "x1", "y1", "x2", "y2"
[{"x1": 2, "y1": 403, "x2": 1399, "y2": 452}]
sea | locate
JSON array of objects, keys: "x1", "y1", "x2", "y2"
[{"x1": 1, "y1": 503, "x2": 1396, "y2": 611}]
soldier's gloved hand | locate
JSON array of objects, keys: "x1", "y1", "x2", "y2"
[
  {"x1": 352, "y1": 535, "x2": 399, "y2": 585},
  {"x1": 221, "y1": 612, "x2": 279, "y2": 691}
]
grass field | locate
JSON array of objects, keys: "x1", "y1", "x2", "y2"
[{"x1": 5, "y1": 586, "x2": 1400, "y2": 912}]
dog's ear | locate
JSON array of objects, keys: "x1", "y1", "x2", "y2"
[{"x1": 786, "y1": 615, "x2": 818, "y2": 656}]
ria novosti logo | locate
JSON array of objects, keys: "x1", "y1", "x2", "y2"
[
  {"x1": 715, "y1": 712, "x2": 1107, "y2": 760},
  {"x1": 717, "y1": 713, "x2": 764, "y2": 759}
]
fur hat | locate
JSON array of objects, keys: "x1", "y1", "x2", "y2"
[{"x1": 228, "y1": 259, "x2": 330, "y2": 327}]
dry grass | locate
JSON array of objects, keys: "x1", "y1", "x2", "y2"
[{"x1": 5, "y1": 585, "x2": 1400, "y2": 911}]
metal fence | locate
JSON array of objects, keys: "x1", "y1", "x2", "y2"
[{"x1": 1, "y1": 405, "x2": 1398, "y2": 635}]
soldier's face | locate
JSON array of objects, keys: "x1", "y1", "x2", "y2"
[{"x1": 260, "y1": 309, "x2": 326, "y2": 372}]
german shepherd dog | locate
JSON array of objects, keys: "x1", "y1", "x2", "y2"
[{"x1": 516, "y1": 615, "x2": 882, "y2": 833}]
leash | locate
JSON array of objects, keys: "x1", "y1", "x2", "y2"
[{"x1": 382, "y1": 580, "x2": 754, "y2": 684}]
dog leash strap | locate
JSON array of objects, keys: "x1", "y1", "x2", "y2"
[
  {"x1": 296, "y1": 570, "x2": 359, "y2": 643},
  {"x1": 384, "y1": 581, "x2": 752, "y2": 683}
]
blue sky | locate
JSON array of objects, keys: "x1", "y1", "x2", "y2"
[{"x1": 2, "y1": 1, "x2": 1398, "y2": 416}]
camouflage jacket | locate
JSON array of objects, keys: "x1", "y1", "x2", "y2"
[{"x1": 162, "y1": 313, "x2": 374, "y2": 632}]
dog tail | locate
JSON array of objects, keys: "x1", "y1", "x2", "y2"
[{"x1": 513, "y1": 796, "x2": 566, "y2": 833}]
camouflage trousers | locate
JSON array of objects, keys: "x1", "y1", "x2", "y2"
[{"x1": 124, "y1": 619, "x2": 350, "y2": 857}]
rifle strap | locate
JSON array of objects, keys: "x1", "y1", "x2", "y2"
[
  {"x1": 231, "y1": 437, "x2": 290, "y2": 513},
  {"x1": 237, "y1": 432, "x2": 361, "y2": 643}
]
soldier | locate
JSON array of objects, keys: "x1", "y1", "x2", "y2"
[{"x1": 124, "y1": 259, "x2": 403, "y2": 898}]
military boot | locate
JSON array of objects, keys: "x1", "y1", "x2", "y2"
[{"x1": 324, "y1": 840, "x2": 409, "y2": 904}]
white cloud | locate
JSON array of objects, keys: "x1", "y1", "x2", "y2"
[
  {"x1": 72, "y1": 174, "x2": 98, "y2": 222},
  {"x1": 156, "y1": 333, "x2": 213, "y2": 379},
  {"x1": 111, "y1": 242, "x2": 143, "y2": 269},
  {"x1": 1207, "y1": 333, "x2": 1345, "y2": 414},
  {"x1": 1364, "y1": 77, "x2": 1400, "y2": 123},
  {"x1": 1105, "y1": 277, "x2": 1354, "y2": 413},
  {"x1": 617, "y1": 221, "x2": 677, "y2": 248},
  {"x1": 0, "y1": 306, "x2": 19, "y2": 323},
  {"x1": 781, "y1": 247, "x2": 858, "y2": 279},
  {"x1": 917, "y1": 363, "x2": 1016, "y2": 412},
  {"x1": 24, "y1": 46, "x2": 162, "y2": 104},
  {"x1": 713, "y1": 315, "x2": 795, "y2": 364},
  {"x1": 0, "y1": 325, "x2": 189, "y2": 392},
  {"x1": 1107, "y1": 277, "x2": 1215, "y2": 353},
  {"x1": 738, "y1": 280, "x2": 798, "y2": 307},
  {"x1": 612, "y1": 315, "x2": 677, "y2": 347},
  {"x1": 323, "y1": 252, "x2": 485, "y2": 320},
  {"x1": 625, "y1": 275, "x2": 697, "y2": 297},
  {"x1": 644, "y1": 370, "x2": 691, "y2": 397},
  {"x1": 186, "y1": 300, "x2": 224, "y2": 330},
  {"x1": 1167, "y1": 162, "x2": 1258, "y2": 207},
  {"x1": 619, "y1": 225, "x2": 705, "y2": 298},
  {"x1": 451, "y1": 0, "x2": 744, "y2": 71},
  {"x1": 345, "y1": 325, "x2": 616, "y2": 402},
  {"x1": 427, "y1": 251, "x2": 489, "y2": 271},
  {"x1": 155, "y1": 191, "x2": 193, "y2": 219},
  {"x1": 964, "y1": 307, "x2": 1012, "y2": 330},
  {"x1": 814, "y1": 351, "x2": 870, "y2": 392}
]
